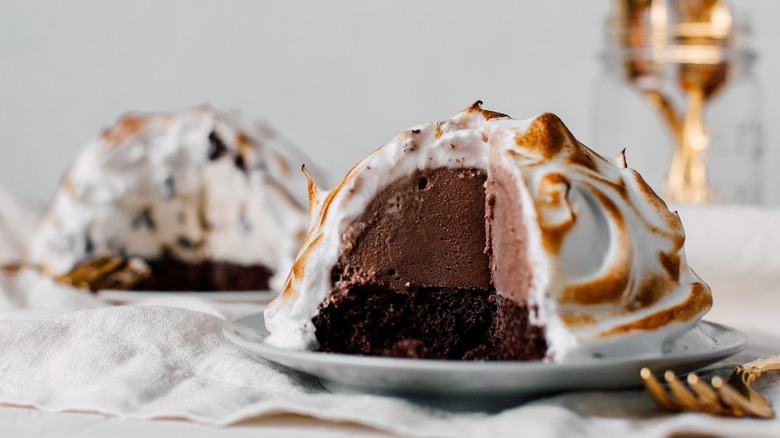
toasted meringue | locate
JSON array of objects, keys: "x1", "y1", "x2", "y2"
[
  {"x1": 264, "y1": 102, "x2": 711, "y2": 361},
  {"x1": 30, "y1": 105, "x2": 320, "y2": 292}
]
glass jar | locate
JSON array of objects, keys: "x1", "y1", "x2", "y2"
[{"x1": 591, "y1": 1, "x2": 763, "y2": 204}]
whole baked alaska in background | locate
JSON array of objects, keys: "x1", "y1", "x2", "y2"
[
  {"x1": 264, "y1": 101, "x2": 712, "y2": 362},
  {"x1": 29, "y1": 105, "x2": 323, "y2": 292}
]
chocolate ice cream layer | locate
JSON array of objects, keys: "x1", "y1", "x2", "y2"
[
  {"x1": 331, "y1": 167, "x2": 491, "y2": 291},
  {"x1": 485, "y1": 160, "x2": 533, "y2": 303}
]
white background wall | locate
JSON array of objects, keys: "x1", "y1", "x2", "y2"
[{"x1": 2, "y1": 0, "x2": 779, "y2": 204}]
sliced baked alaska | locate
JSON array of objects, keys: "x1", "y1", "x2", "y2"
[
  {"x1": 264, "y1": 102, "x2": 712, "y2": 361},
  {"x1": 30, "y1": 105, "x2": 322, "y2": 292}
]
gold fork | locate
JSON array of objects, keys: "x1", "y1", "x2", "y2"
[
  {"x1": 1, "y1": 254, "x2": 150, "y2": 291},
  {"x1": 641, "y1": 355, "x2": 780, "y2": 418},
  {"x1": 55, "y1": 253, "x2": 151, "y2": 292}
]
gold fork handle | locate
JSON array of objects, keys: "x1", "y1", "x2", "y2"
[
  {"x1": 738, "y1": 354, "x2": 780, "y2": 384},
  {"x1": 726, "y1": 354, "x2": 780, "y2": 414}
]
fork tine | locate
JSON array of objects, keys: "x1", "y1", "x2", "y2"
[
  {"x1": 55, "y1": 254, "x2": 151, "y2": 292},
  {"x1": 643, "y1": 357, "x2": 777, "y2": 419},
  {"x1": 63, "y1": 261, "x2": 110, "y2": 285},
  {"x1": 712, "y1": 376, "x2": 748, "y2": 417},
  {"x1": 727, "y1": 363, "x2": 774, "y2": 415},
  {"x1": 87, "y1": 261, "x2": 141, "y2": 291},
  {"x1": 713, "y1": 376, "x2": 774, "y2": 419},
  {"x1": 60, "y1": 253, "x2": 113, "y2": 283},
  {"x1": 665, "y1": 370, "x2": 701, "y2": 411},
  {"x1": 640, "y1": 368, "x2": 678, "y2": 410},
  {"x1": 687, "y1": 373, "x2": 726, "y2": 415}
]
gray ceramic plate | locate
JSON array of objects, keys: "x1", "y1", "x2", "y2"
[{"x1": 224, "y1": 313, "x2": 747, "y2": 407}]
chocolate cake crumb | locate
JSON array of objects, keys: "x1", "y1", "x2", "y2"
[
  {"x1": 160, "y1": 176, "x2": 175, "y2": 199},
  {"x1": 176, "y1": 236, "x2": 198, "y2": 249},
  {"x1": 84, "y1": 234, "x2": 94, "y2": 254},
  {"x1": 385, "y1": 339, "x2": 432, "y2": 358},
  {"x1": 208, "y1": 131, "x2": 228, "y2": 160},
  {"x1": 234, "y1": 154, "x2": 248, "y2": 172},
  {"x1": 131, "y1": 208, "x2": 156, "y2": 230}
]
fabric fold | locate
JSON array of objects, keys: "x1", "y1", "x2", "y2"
[{"x1": 0, "y1": 303, "x2": 778, "y2": 438}]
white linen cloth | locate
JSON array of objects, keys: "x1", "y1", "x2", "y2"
[{"x1": 0, "y1": 188, "x2": 779, "y2": 437}]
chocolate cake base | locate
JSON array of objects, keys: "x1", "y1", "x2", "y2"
[
  {"x1": 313, "y1": 287, "x2": 546, "y2": 360},
  {"x1": 134, "y1": 253, "x2": 272, "y2": 291}
]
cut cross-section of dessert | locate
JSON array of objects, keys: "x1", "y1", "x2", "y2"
[
  {"x1": 30, "y1": 105, "x2": 322, "y2": 292},
  {"x1": 264, "y1": 101, "x2": 712, "y2": 361}
]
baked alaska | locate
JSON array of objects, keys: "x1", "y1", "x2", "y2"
[
  {"x1": 29, "y1": 105, "x2": 320, "y2": 292},
  {"x1": 264, "y1": 102, "x2": 712, "y2": 362}
]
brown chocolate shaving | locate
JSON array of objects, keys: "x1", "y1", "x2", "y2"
[{"x1": 207, "y1": 131, "x2": 228, "y2": 160}]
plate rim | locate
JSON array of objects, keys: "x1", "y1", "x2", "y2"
[{"x1": 224, "y1": 312, "x2": 749, "y2": 372}]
